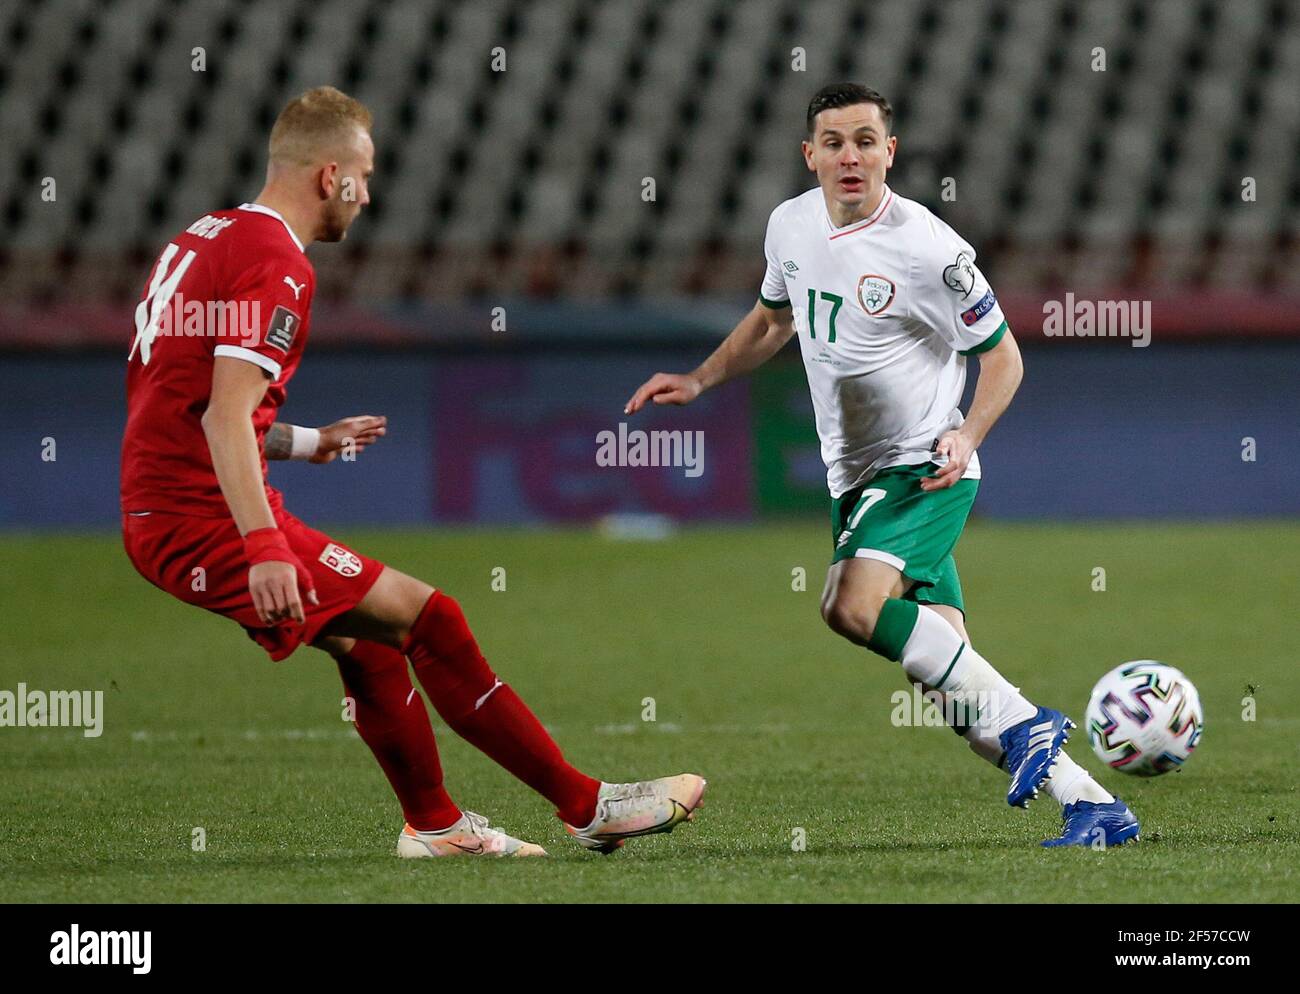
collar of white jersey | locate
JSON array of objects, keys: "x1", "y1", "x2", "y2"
[
  {"x1": 237, "y1": 202, "x2": 306, "y2": 254},
  {"x1": 824, "y1": 184, "x2": 895, "y2": 240}
]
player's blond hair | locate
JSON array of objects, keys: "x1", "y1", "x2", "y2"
[{"x1": 268, "y1": 86, "x2": 372, "y2": 167}]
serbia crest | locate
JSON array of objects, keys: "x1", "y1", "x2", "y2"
[{"x1": 319, "y1": 543, "x2": 363, "y2": 578}]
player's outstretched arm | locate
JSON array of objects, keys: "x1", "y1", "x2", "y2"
[
  {"x1": 922, "y1": 329, "x2": 1024, "y2": 492},
  {"x1": 263, "y1": 415, "x2": 388, "y2": 462},
  {"x1": 624, "y1": 300, "x2": 795, "y2": 414}
]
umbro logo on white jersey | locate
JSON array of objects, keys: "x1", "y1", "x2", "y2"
[
  {"x1": 283, "y1": 275, "x2": 306, "y2": 299},
  {"x1": 782, "y1": 260, "x2": 799, "y2": 276}
]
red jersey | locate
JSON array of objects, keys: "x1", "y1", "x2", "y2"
[{"x1": 121, "y1": 203, "x2": 315, "y2": 517}]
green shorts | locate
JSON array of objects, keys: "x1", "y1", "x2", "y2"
[{"x1": 830, "y1": 462, "x2": 978, "y2": 612}]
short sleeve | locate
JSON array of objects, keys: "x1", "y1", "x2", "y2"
[
  {"x1": 908, "y1": 215, "x2": 1008, "y2": 355},
  {"x1": 758, "y1": 205, "x2": 791, "y2": 309},
  {"x1": 212, "y1": 257, "x2": 312, "y2": 380}
]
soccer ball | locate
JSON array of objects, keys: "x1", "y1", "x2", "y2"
[{"x1": 1085, "y1": 660, "x2": 1203, "y2": 776}]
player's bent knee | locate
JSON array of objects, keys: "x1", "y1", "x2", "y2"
[
  {"x1": 821, "y1": 591, "x2": 887, "y2": 644},
  {"x1": 391, "y1": 574, "x2": 437, "y2": 645},
  {"x1": 412, "y1": 590, "x2": 481, "y2": 657},
  {"x1": 314, "y1": 634, "x2": 357, "y2": 659},
  {"x1": 342, "y1": 567, "x2": 437, "y2": 649}
]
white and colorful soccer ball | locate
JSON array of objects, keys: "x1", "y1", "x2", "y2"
[{"x1": 1085, "y1": 661, "x2": 1203, "y2": 776}]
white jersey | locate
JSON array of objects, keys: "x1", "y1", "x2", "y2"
[{"x1": 759, "y1": 184, "x2": 1008, "y2": 498}]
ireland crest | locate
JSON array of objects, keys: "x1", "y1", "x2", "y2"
[{"x1": 857, "y1": 274, "x2": 895, "y2": 316}]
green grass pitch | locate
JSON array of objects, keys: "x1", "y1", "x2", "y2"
[{"x1": 1, "y1": 521, "x2": 1295, "y2": 903}]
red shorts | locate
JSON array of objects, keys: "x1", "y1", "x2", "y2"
[{"x1": 122, "y1": 507, "x2": 385, "y2": 660}]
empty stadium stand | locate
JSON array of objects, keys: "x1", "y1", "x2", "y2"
[{"x1": 0, "y1": 0, "x2": 1296, "y2": 327}]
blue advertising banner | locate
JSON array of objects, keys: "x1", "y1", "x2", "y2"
[{"x1": 0, "y1": 345, "x2": 1295, "y2": 527}]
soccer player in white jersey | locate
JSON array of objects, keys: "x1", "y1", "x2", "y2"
[{"x1": 627, "y1": 83, "x2": 1139, "y2": 848}]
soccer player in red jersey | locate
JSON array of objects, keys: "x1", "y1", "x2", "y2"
[{"x1": 121, "y1": 87, "x2": 705, "y2": 857}]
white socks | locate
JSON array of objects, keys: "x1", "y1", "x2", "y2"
[
  {"x1": 935, "y1": 684, "x2": 1114, "y2": 805},
  {"x1": 1043, "y1": 751, "x2": 1114, "y2": 806},
  {"x1": 896, "y1": 606, "x2": 1037, "y2": 735},
  {"x1": 961, "y1": 720, "x2": 1007, "y2": 768},
  {"x1": 872, "y1": 599, "x2": 1115, "y2": 808},
  {"x1": 912, "y1": 678, "x2": 1007, "y2": 768}
]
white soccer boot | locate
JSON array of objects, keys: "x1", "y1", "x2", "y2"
[
  {"x1": 396, "y1": 811, "x2": 547, "y2": 858},
  {"x1": 565, "y1": 774, "x2": 707, "y2": 853}
]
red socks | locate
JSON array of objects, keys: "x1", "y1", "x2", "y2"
[
  {"x1": 402, "y1": 591, "x2": 600, "y2": 827},
  {"x1": 335, "y1": 594, "x2": 601, "y2": 831},
  {"x1": 334, "y1": 640, "x2": 461, "y2": 832}
]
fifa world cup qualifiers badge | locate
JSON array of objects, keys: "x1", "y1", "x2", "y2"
[{"x1": 265, "y1": 305, "x2": 300, "y2": 352}]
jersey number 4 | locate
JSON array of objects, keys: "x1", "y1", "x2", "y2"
[
  {"x1": 806, "y1": 287, "x2": 843, "y2": 343},
  {"x1": 130, "y1": 242, "x2": 196, "y2": 366}
]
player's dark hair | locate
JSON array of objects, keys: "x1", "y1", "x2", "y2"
[{"x1": 806, "y1": 83, "x2": 893, "y2": 136}]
